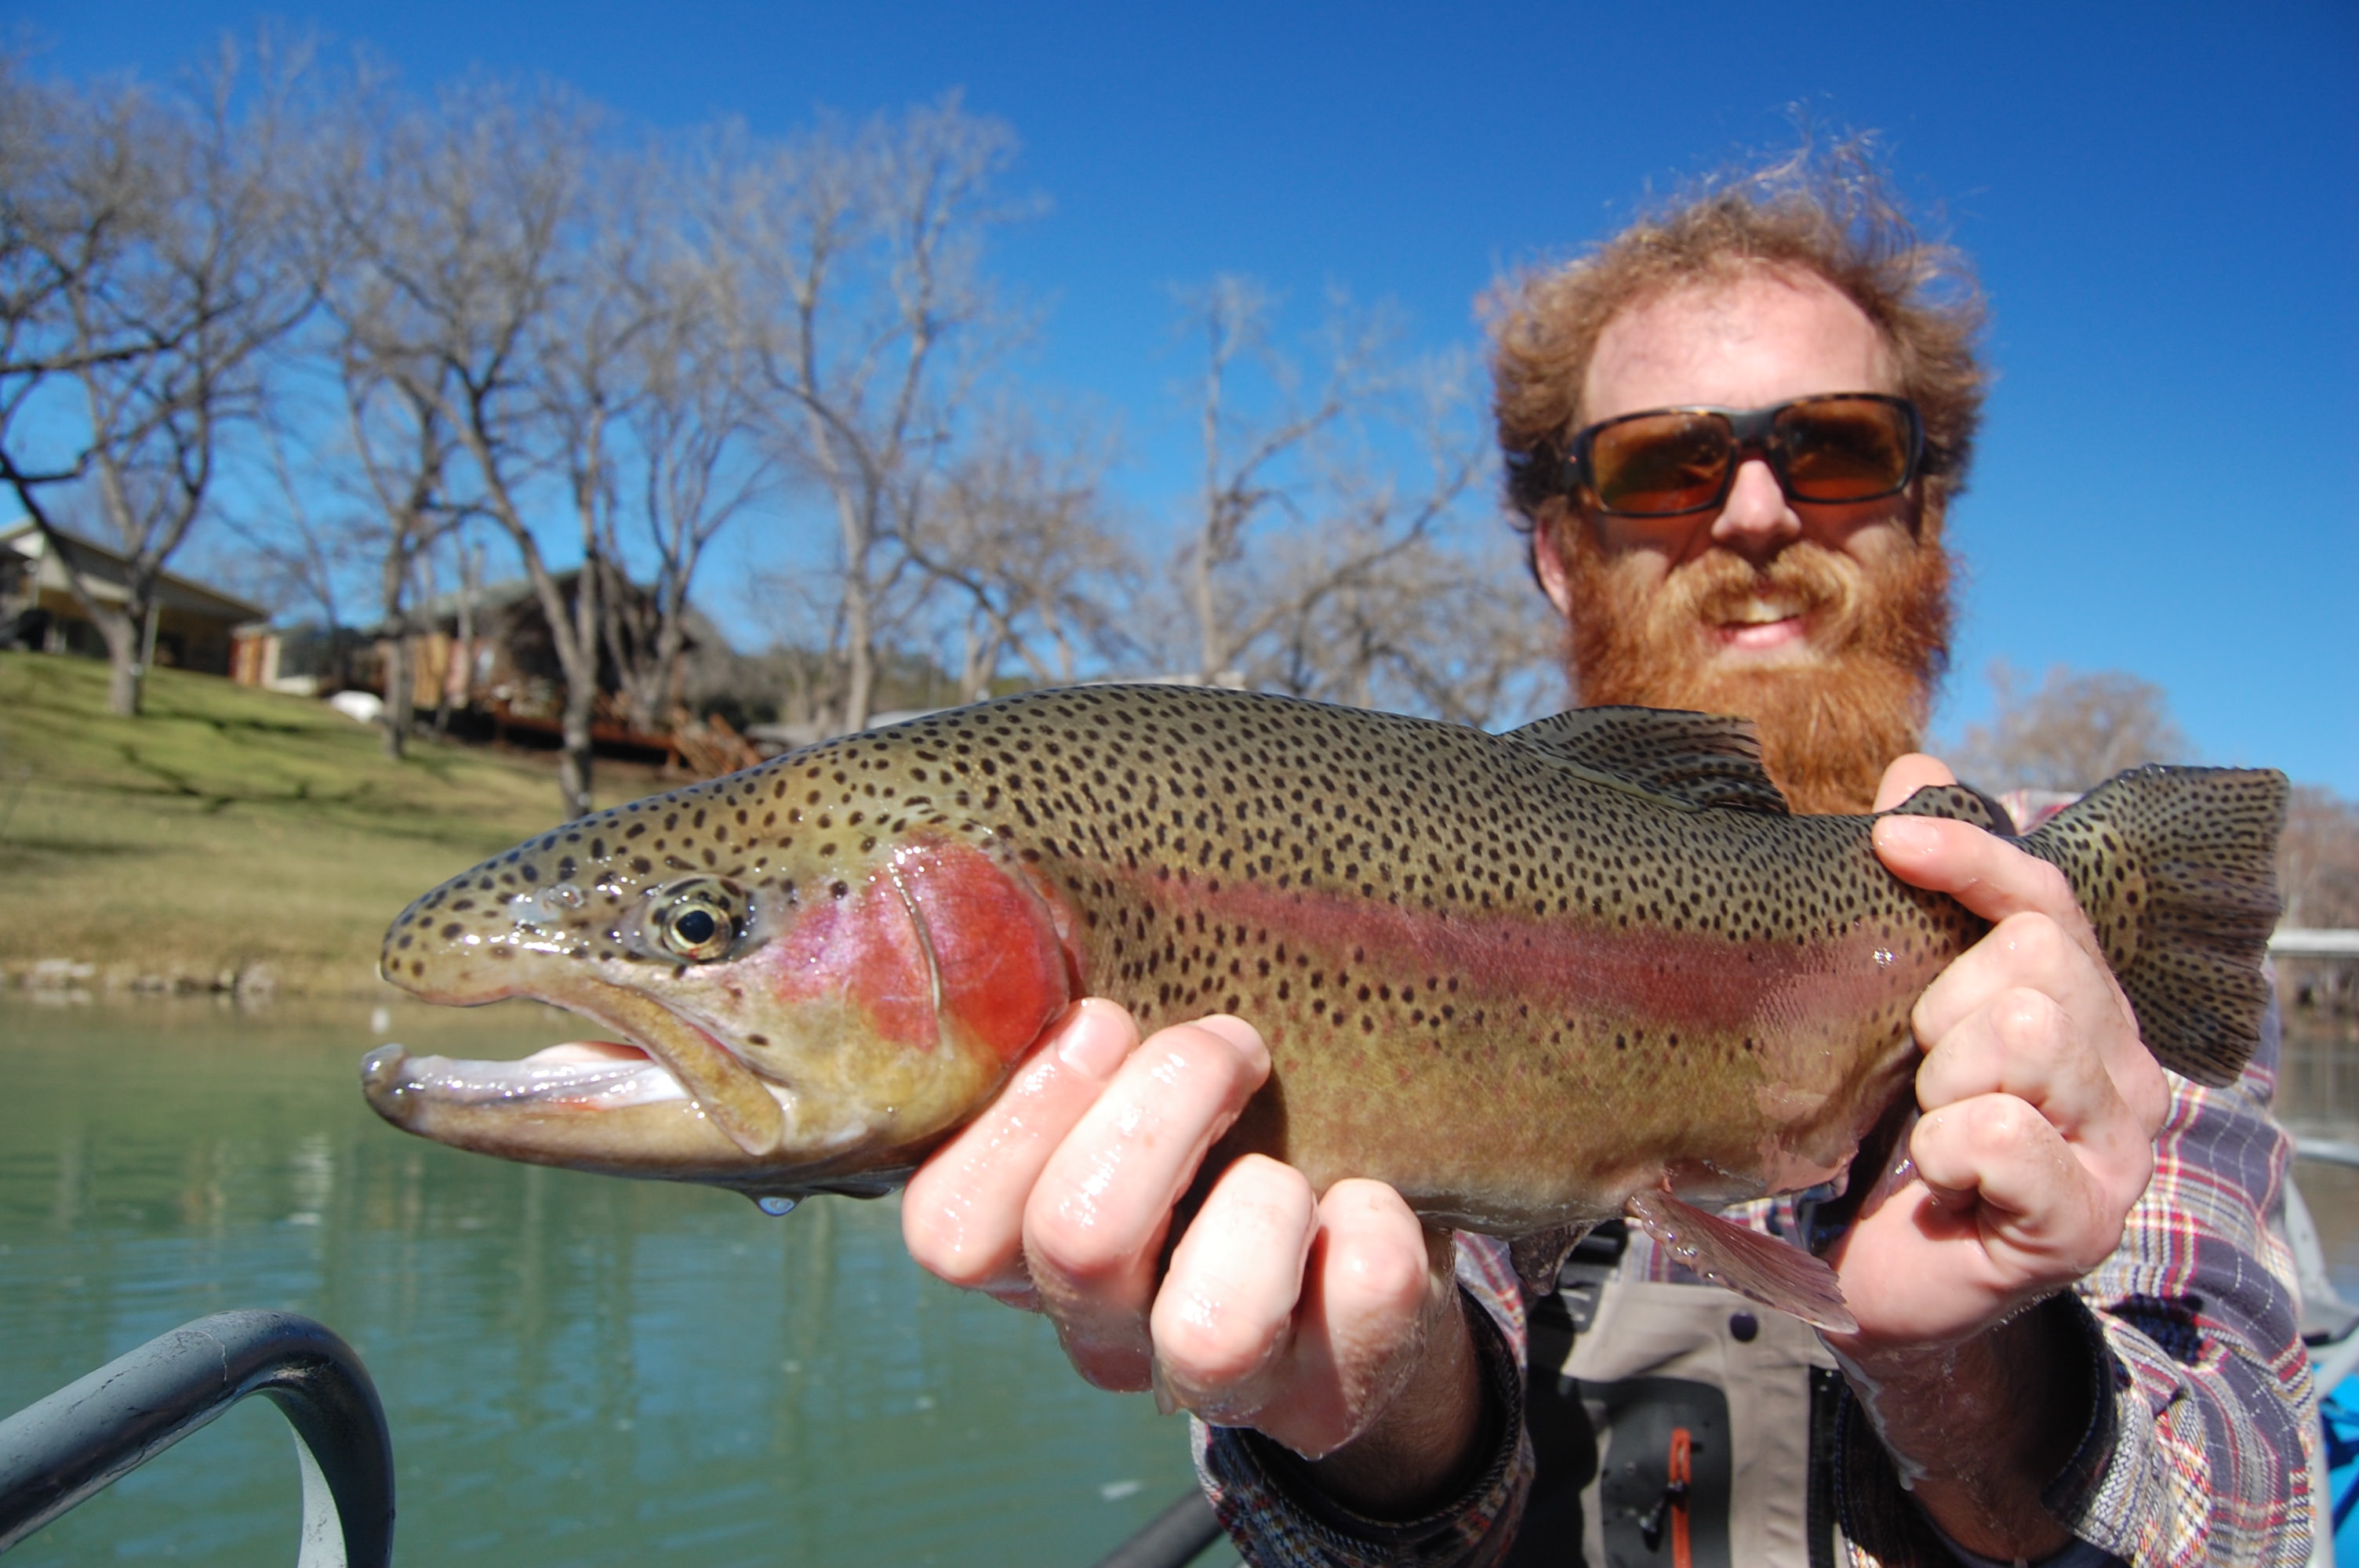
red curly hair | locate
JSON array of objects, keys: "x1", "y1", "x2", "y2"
[{"x1": 1491, "y1": 141, "x2": 1987, "y2": 542}]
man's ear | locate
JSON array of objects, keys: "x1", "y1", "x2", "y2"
[{"x1": 1532, "y1": 517, "x2": 1576, "y2": 621}]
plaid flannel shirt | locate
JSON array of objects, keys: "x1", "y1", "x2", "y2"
[{"x1": 1194, "y1": 1007, "x2": 2316, "y2": 1566}]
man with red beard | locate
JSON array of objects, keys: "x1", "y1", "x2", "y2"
[{"x1": 901, "y1": 159, "x2": 2311, "y2": 1566}]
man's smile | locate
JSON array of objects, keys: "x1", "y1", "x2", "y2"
[{"x1": 1710, "y1": 595, "x2": 1812, "y2": 654}]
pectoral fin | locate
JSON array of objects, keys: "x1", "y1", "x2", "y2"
[
  {"x1": 1509, "y1": 1222, "x2": 1594, "y2": 1296},
  {"x1": 1624, "y1": 1189, "x2": 1856, "y2": 1334}
]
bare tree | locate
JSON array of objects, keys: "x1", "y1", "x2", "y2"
[
  {"x1": 212, "y1": 407, "x2": 362, "y2": 638},
  {"x1": 1161, "y1": 284, "x2": 1553, "y2": 724},
  {"x1": 2281, "y1": 785, "x2": 2359, "y2": 931},
  {"x1": 595, "y1": 238, "x2": 772, "y2": 734},
  {"x1": 0, "y1": 47, "x2": 314, "y2": 714},
  {"x1": 707, "y1": 96, "x2": 1028, "y2": 733},
  {"x1": 325, "y1": 84, "x2": 620, "y2": 814},
  {"x1": 342, "y1": 359, "x2": 467, "y2": 756},
  {"x1": 1259, "y1": 528, "x2": 1560, "y2": 728},
  {"x1": 1951, "y1": 662, "x2": 2194, "y2": 792},
  {"x1": 1177, "y1": 276, "x2": 1369, "y2": 684},
  {"x1": 900, "y1": 406, "x2": 1135, "y2": 697}
]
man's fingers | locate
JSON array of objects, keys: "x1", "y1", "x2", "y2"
[
  {"x1": 1155, "y1": 1174, "x2": 1441, "y2": 1458},
  {"x1": 1151, "y1": 1156, "x2": 1318, "y2": 1416},
  {"x1": 1914, "y1": 913, "x2": 2106, "y2": 1070},
  {"x1": 1917, "y1": 986, "x2": 2105, "y2": 1124},
  {"x1": 903, "y1": 999, "x2": 1140, "y2": 1302},
  {"x1": 1909, "y1": 906, "x2": 2166, "y2": 1135},
  {"x1": 1873, "y1": 813, "x2": 2089, "y2": 938},
  {"x1": 1022, "y1": 1014, "x2": 1271, "y2": 1389},
  {"x1": 1873, "y1": 752, "x2": 1958, "y2": 813},
  {"x1": 1289, "y1": 1181, "x2": 1452, "y2": 1450},
  {"x1": 1910, "y1": 1093, "x2": 2128, "y2": 1274}
]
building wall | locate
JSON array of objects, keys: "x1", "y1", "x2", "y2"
[{"x1": 32, "y1": 588, "x2": 240, "y2": 675}]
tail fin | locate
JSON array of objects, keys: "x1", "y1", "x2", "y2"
[{"x1": 2022, "y1": 766, "x2": 2286, "y2": 1087}]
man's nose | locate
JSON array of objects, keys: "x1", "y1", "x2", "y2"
[{"x1": 1707, "y1": 458, "x2": 1801, "y2": 561}]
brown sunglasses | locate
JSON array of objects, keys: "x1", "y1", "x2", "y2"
[{"x1": 1507, "y1": 394, "x2": 1923, "y2": 518}]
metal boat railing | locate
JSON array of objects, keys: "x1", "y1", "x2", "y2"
[
  {"x1": 0, "y1": 1310, "x2": 393, "y2": 1566},
  {"x1": 1090, "y1": 1488, "x2": 1224, "y2": 1568},
  {"x1": 2277, "y1": 930, "x2": 2359, "y2": 960}
]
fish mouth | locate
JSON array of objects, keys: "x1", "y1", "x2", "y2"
[
  {"x1": 363, "y1": 974, "x2": 792, "y2": 1159},
  {"x1": 359, "y1": 1036, "x2": 911, "y2": 1198},
  {"x1": 363, "y1": 1039, "x2": 695, "y2": 1112}
]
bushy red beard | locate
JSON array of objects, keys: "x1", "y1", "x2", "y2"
[{"x1": 1554, "y1": 521, "x2": 1953, "y2": 814}]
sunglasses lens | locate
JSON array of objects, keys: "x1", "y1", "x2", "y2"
[
  {"x1": 1773, "y1": 398, "x2": 1915, "y2": 501},
  {"x1": 1588, "y1": 412, "x2": 1732, "y2": 516}
]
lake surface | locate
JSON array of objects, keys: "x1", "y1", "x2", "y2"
[
  {"x1": 0, "y1": 996, "x2": 1218, "y2": 1566},
  {"x1": 4, "y1": 987, "x2": 2354, "y2": 1565}
]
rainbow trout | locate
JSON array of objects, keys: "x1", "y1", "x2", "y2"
[{"x1": 362, "y1": 687, "x2": 2284, "y2": 1328}]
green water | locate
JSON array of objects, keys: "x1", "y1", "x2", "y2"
[{"x1": 0, "y1": 996, "x2": 1215, "y2": 1565}]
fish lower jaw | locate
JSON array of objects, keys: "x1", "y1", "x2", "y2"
[
  {"x1": 358, "y1": 1040, "x2": 886, "y2": 1157},
  {"x1": 362, "y1": 1040, "x2": 696, "y2": 1111},
  {"x1": 362, "y1": 1039, "x2": 827, "y2": 1118}
]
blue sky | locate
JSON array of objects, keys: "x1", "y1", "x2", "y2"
[{"x1": 13, "y1": 0, "x2": 2356, "y2": 792}]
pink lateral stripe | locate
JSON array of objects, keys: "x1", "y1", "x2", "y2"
[{"x1": 1134, "y1": 869, "x2": 1922, "y2": 1038}]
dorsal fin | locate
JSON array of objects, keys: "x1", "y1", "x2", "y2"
[{"x1": 1504, "y1": 706, "x2": 1790, "y2": 815}]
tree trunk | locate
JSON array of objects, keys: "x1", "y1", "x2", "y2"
[
  {"x1": 378, "y1": 546, "x2": 412, "y2": 759},
  {"x1": 840, "y1": 543, "x2": 875, "y2": 735},
  {"x1": 560, "y1": 681, "x2": 596, "y2": 822},
  {"x1": 551, "y1": 545, "x2": 602, "y2": 821},
  {"x1": 100, "y1": 608, "x2": 143, "y2": 717},
  {"x1": 646, "y1": 613, "x2": 689, "y2": 736},
  {"x1": 382, "y1": 636, "x2": 414, "y2": 759}
]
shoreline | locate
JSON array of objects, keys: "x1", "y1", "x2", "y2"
[{"x1": 4, "y1": 954, "x2": 384, "y2": 1003}]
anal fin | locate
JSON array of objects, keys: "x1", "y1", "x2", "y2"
[{"x1": 1624, "y1": 1189, "x2": 1856, "y2": 1334}]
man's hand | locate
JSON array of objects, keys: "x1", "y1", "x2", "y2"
[
  {"x1": 1825, "y1": 753, "x2": 2169, "y2": 1557},
  {"x1": 900, "y1": 1001, "x2": 1482, "y2": 1513}
]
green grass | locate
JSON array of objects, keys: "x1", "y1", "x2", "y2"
[{"x1": 0, "y1": 652, "x2": 670, "y2": 995}]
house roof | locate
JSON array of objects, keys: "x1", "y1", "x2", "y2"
[{"x1": 1, "y1": 519, "x2": 269, "y2": 623}]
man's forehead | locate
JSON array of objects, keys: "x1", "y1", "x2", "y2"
[{"x1": 1580, "y1": 268, "x2": 1901, "y2": 424}]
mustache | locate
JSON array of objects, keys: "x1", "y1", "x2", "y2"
[{"x1": 1642, "y1": 540, "x2": 1866, "y2": 650}]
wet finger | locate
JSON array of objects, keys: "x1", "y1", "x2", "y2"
[
  {"x1": 1150, "y1": 1155, "x2": 1317, "y2": 1417},
  {"x1": 903, "y1": 999, "x2": 1140, "y2": 1301},
  {"x1": 1167, "y1": 1177, "x2": 1447, "y2": 1460},
  {"x1": 1909, "y1": 911, "x2": 2164, "y2": 1134},
  {"x1": 1022, "y1": 1015, "x2": 1271, "y2": 1388},
  {"x1": 1912, "y1": 911, "x2": 2093, "y2": 1044},
  {"x1": 1873, "y1": 815, "x2": 2095, "y2": 948},
  {"x1": 1909, "y1": 1093, "x2": 2129, "y2": 1276},
  {"x1": 1914, "y1": 986, "x2": 2132, "y2": 1147},
  {"x1": 1280, "y1": 1182, "x2": 1449, "y2": 1454}
]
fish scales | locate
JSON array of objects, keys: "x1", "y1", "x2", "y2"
[{"x1": 365, "y1": 685, "x2": 2284, "y2": 1327}]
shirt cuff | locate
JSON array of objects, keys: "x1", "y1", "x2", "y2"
[
  {"x1": 2035, "y1": 1290, "x2": 2129, "y2": 1534},
  {"x1": 1194, "y1": 1287, "x2": 1533, "y2": 1568}
]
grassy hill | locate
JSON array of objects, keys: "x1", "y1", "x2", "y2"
[{"x1": 0, "y1": 652, "x2": 670, "y2": 996}]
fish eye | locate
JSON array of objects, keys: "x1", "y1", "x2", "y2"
[{"x1": 639, "y1": 880, "x2": 744, "y2": 964}]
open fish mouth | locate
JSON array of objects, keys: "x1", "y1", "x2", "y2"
[
  {"x1": 358, "y1": 1024, "x2": 918, "y2": 1201},
  {"x1": 362, "y1": 971, "x2": 799, "y2": 1161},
  {"x1": 362, "y1": 1039, "x2": 695, "y2": 1111}
]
